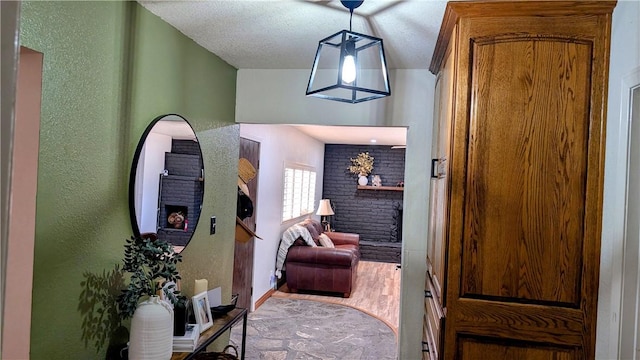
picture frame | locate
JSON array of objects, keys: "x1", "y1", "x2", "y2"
[{"x1": 192, "y1": 291, "x2": 213, "y2": 333}]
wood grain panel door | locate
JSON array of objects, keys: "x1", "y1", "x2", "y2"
[
  {"x1": 232, "y1": 137, "x2": 260, "y2": 310},
  {"x1": 425, "y1": 33, "x2": 456, "y2": 359},
  {"x1": 428, "y1": 25, "x2": 457, "y2": 305},
  {"x1": 438, "y1": 3, "x2": 614, "y2": 359}
]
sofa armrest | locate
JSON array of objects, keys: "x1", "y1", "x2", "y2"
[
  {"x1": 286, "y1": 246, "x2": 355, "y2": 267},
  {"x1": 325, "y1": 232, "x2": 359, "y2": 247}
]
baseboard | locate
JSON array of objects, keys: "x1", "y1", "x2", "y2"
[{"x1": 255, "y1": 288, "x2": 275, "y2": 310}]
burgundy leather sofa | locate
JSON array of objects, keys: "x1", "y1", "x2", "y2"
[{"x1": 284, "y1": 222, "x2": 360, "y2": 298}]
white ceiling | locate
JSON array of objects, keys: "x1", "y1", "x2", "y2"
[
  {"x1": 138, "y1": 0, "x2": 446, "y2": 145},
  {"x1": 138, "y1": 0, "x2": 448, "y2": 70},
  {"x1": 292, "y1": 124, "x2": 407, "y2": 146},
  {"x1": 151, "y1": 118, "x2": 198, "y2": 140}
]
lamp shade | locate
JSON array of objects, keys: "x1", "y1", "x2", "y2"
[
  {"x1": 306, "y1": 30, "x2": 391, "y2": 104},
  {"x1": 316, "y1": 199, "x2": 335, "y2": 216}
]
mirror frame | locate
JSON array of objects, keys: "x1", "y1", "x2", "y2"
[{"x1": 128, "y1": 113, "x2": 204, "y2": 250}]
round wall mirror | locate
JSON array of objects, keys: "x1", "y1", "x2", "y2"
[{"x1": 129, "y1": 114, "x2": 204, "y2": 253}]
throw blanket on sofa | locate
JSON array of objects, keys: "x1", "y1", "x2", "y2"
[{"x1": 275, "y1": 224, "x2": 316, "y2": 278}]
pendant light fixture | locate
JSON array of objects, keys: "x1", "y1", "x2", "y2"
[{"x1": 306, "y1": 0, "x2": 391, "y2": 104}]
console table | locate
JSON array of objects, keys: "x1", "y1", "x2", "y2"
[{"x1": 171, "y1": 307, "x2": 247, "y2": 360}]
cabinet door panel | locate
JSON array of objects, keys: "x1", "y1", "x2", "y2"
[
  {"x1": 458, "y1": 336, "x2": 578, "y2": 360},
  {"x1": 427, "y1": 26, "x2": 457, "y2": 303},
  {"x1": 425, "y1": 275, "x2": 445, "y2": 359},
  {"x1": 437, "y1": 3, "x2": 614, "y2": 359},
  {"x1": 462, "y1": 39, "x2": 591, "y2": 306}
]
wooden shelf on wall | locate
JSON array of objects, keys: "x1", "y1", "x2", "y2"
[{"x1": 357, "y1": 185, "x2": 404, "y2": 192}]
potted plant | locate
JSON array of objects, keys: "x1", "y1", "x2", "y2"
[
  {"x1": 117, "y1": 236, "x2": 182, "y2": 360},
  {"x1": 348, "y1": 152, "x2": 374, "y2": 185}
]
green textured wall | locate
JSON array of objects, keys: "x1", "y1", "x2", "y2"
[{"x1": 19, "y1": 2, "x2": 238, "y2": 358}]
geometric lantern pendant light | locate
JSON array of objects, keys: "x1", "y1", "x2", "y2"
[{"x1": 306, "y1": 0, "x2": 391, "y2": 104}]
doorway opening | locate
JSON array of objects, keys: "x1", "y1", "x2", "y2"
[{"x1": 237, "y1": 123, "x2": 406, "y2": 336}]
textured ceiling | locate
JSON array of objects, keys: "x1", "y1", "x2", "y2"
[
  {"x1": 139, "y1": 0, "x2": 447, "y2": 145},
  {"x1": 138, "y1": 0, "x2": 448, "y2": 70},
  {"x1": 292, "y1": 125, "x2": 407, "y2": 146}
]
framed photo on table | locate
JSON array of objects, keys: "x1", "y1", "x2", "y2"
[{"x1": 192, "y1": 291, "x2": 213, "y2": 333}]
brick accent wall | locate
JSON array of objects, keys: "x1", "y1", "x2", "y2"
[
  {"x1": 171, "y1": 139, "x2": 201, "y2": 155},
  {"x1": 322, "y1": 145, "x2": 405, "y2": 262},
  {"x1": 359, "y1": 241, "x2": 402, "y2": 263},
  {"x1": 165, "y1": 153, "x2": 202, "y2": 178},
  {"x1": 157, "y1": 140, "x2": 204, "y2": 246}
]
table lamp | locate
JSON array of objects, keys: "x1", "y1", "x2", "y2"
[{"x1": 316, "y1": 199, "x2": 335, "y2": 232}]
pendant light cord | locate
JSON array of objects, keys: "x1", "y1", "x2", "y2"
[{"x1": 349, "y1": 8, "x2": 353, "y2": 32}]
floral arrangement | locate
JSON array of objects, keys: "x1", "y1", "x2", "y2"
[{"x1": 348, "y1": 152, "x2": 374, "y2": 177}]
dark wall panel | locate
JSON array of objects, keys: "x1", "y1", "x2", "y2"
[{"x1": 322, "y1": 145, "x2": 405, "y2": 244}]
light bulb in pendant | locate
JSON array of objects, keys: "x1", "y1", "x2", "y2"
[{"x1": 342, "y1": 55, "x2": 356, "y2": 83}]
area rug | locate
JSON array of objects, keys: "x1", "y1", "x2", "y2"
[{"x1": 230, "y1": 297, "x2": 397, "y2": 360}]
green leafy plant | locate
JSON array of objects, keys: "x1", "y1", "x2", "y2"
[
  {"x1": 162, "y1": 284, "x2": 188, "y2": 309},
  {"x1": 348, "y1": 152, "x2": 374, "y2": 177},
  {"x1": 117, "y1": 236, "x2": 182, "y2": 318}
]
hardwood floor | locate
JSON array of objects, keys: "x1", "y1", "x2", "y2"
[{"x1": 271, "y1": 261, "x2": 401, "y2": 335}]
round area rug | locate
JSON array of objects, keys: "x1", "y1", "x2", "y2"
[{"x1": 230, "y1": 297, "x2": 397, "y2": 360}]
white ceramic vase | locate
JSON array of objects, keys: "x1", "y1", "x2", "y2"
[
  {"x1": 129, "y1": 295, "x2": 174, "y2": 360},
  {"x1": 358, "y1": 175, "x2": 368, "y2": 186}
]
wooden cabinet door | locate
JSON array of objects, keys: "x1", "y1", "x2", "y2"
[
  {"x1": 424, "y1": 274, "x2": 446, "y2": 359},
  {"x1": 438, "y1": 2, "x2": 614, "y2": 359},
  {"x1": 427, "y1": 25, "x2": 457, "y2": 305}
]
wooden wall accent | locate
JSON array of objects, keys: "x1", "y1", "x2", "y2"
[{"x1": 233, "y1": 137, "x2": 260, "y2": 310}]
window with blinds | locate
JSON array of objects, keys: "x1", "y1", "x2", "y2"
[{"x1": 282, "y1": 165, "x2": 317, "y2": 222}]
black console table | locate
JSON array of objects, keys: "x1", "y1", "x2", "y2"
[{"x1": 171, "y1": 307, "x2": 247, "y2": 360}]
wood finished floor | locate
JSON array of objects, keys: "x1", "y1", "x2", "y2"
[{"x1": 271, "y1": 260, "x2": 401, "y2": 335}]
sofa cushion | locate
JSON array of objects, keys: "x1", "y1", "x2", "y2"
[
  {"x1": 292, "y1": 238, "x2": 306, "y2": 247},
  {"x1": 336, "y1": 244, "x2": 359, "y2": 261},
  {"x1": 286, "y1": 246, "x2": 355, "y2": 267},
  {"x1": 306, "y1": 225, "x2": 321, "y2": 244},
  {"x1": 310, "y1": 220, "x2": 324, "y2": 236},
  {"x1": 336, "y1": 244, "x2": 358, "y2": 252},
  {"x1": 318, "y1": 233, "x2": 335, "y2": 248},
  {"x1": 299, "y1": 219, "x2": 323, "y2": 245}
]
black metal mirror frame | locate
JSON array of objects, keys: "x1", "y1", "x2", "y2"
[{"x1": 128, "y1": 113, "x2": 204, "y2": 250}]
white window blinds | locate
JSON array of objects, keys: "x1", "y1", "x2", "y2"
[{"x1": 282, "y1": 165, "x2": 316, "y2": 222}]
